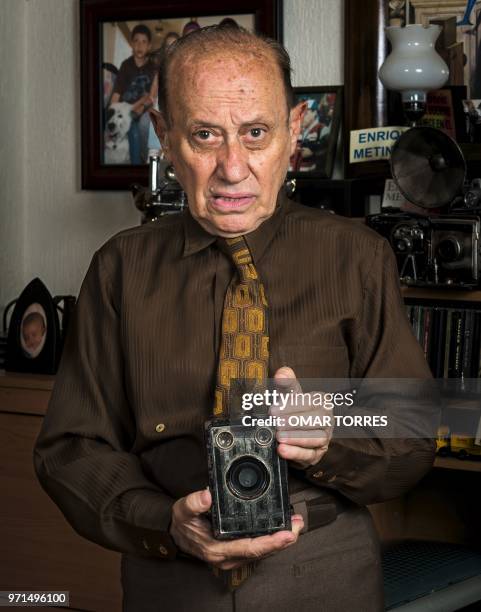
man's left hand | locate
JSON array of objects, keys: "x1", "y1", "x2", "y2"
[{"x1": 269, "y1": 367, "x2": 333, "y2": 469}]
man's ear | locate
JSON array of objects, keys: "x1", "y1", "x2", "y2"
[
  {"x1": 288, "y1": 101, "x2": 307, "y2": 156},
  {"x1": 149, "y1": 108, "x2": 170, "y2": 156}
]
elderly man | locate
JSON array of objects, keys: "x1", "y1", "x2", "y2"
[{"x1": 34, "y1": 24, "x2": 435, "y2": 612}]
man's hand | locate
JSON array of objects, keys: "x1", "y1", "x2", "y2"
[
  {"x1": 169, "y1": 488, "x2": 304, "y2": 570},
  {"x1": 271, "y1": 367, "x2": 333, "y2": 469}
]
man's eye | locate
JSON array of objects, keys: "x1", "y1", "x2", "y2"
[
  {"x1": 250, "y1": 128, "x2": 263, "y2": 138},
  {"x1": 194, "y1": 130, "x2": 211, "y2": 140}
]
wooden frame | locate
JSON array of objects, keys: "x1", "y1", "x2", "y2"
[
  {"x1": 287, "y1": 86, "x2": 343, "y2": 180},
  {"x1": 80, "y1": 0, "x2": 283, "y2": 190}
]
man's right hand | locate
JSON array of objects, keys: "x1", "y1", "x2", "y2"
[{"x1": 169, "y1": 488, "x2": 304, "y2": 570}]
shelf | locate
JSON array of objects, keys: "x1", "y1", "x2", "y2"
[
  {"x1": 402, "y1": 287, "x2": 481, "y2": 302},
  {"x1": 434, "y1": 456, "x2": 481, "y2": 472}
]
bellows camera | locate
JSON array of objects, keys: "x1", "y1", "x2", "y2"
[
  {"x1": 367, "y1": 127, "x2": 481, "y2": 289},
  {"x1": 367, "y1": 213, "x2": 480, "y2": 287},
  {"x1": 205, "y1": 418, "x2": 291, "y2": 539}
]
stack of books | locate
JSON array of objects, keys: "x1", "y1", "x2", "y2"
[{"x1": 407, "y1": 304, "x2": 481, "y2": 379}]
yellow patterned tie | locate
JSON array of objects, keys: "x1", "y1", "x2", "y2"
[{"x1": 213, "y1": 235, "x2": 269, "y2": 589}]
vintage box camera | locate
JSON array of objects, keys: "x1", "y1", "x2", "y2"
[
  {"x1": 205, "y1": 418, "x2": 291, "y2": 539},
  {"x1": 367, "y1": 212, "x2": 480, "y2": 288}
]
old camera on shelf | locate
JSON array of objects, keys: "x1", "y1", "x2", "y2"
[
  {"x1": 366, "y1": 213, "x2": 480, "y2": 288},
  {"x1": 366, "y1": 127, "x2": 481, "y2": 289},
  {"x1": 205, "y1": 418, "x2": 291, "y2": 539}
]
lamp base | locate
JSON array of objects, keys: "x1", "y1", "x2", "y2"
[{"x1": 403, "y1": 100, "x2": 427, "y2": 127}]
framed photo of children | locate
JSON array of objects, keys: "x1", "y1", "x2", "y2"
[
  {"x1": 80, "y1": 0, "x2": 283, "y2": 190},
  {"x1": 287, "y1": 86, "x2": 343, "y2": 179}
]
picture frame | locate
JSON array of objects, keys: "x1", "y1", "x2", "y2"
[
  {"x1": 5, "y1": 278, "x2": 62, "y2": 375},
  {"x1": 80, "y1": 0, "x2": 283, "y2": 190},
  {"x1": 287, "y1": 86, "x2": 343, "y2": 179}
]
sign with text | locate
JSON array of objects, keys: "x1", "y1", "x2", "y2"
[
  {"x1": 349, "y1": 126, "x2": 408, "y2": 164},
  {"x1": 382, "y1": 178, "x2": 407, "y2": 209}
]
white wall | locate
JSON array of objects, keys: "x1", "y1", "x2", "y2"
[
  {"x1": 0, "y1": 0, "x2": 344, "y2": 312},
  {"x1": 284, "y1": 0, "x2": 344, "y2": 86},
  {"x1": 0, "y1": 0, "x2": 27, "y2": 311}
]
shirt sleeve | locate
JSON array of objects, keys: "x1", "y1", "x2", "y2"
[
  {"x1": 33, "y1": 249, "x2": 177, "y2": 559},
  {"x1": 304, "y1": 238, "x2": 438, "y2": 505},
  {"x1": 112, "y1": 60, "x2": 129, "y2": 99}
]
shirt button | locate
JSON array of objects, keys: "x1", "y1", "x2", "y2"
[
  {"x1": 142, "y1": 538, "x2": 150, "y2": 551},
  {"x1": 158, "y1": 545, "x2": 169, "y2": 556},
  {"x1": 312, "y1": 470, "x2": 324, "y2": 479},
  {"x1": 155, "y1": 423, "x2": 166, "y2": 433}
]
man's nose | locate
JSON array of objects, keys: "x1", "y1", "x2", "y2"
[{"x1": 215, "y1": 139, "x2": 250, "y2": 183}]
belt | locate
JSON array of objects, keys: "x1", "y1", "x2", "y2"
[{"x1": 290, "y1": 487, "x2": 354, "y2": 533}]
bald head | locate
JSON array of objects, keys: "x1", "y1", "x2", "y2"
[{"x1": 157, "y1": 24, "x2": 295, "y2": 126}]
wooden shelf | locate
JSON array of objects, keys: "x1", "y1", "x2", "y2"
[
  {"x1": 434, "y1": 456, "x2": 481, "y2": 472},
  {"x1": 0, "y1": 369, "x2": 55, "y2": 391},
  {"x1": 402, "y1": 287, "x2": 481, "y2": 302}
]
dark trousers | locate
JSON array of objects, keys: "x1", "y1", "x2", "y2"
[{"x1": 121, "y1": 505, "x2": 384, "y2": 612}]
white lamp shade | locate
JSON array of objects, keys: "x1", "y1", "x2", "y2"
[{"x1": 379, "y1": 24, "x2": 449, "y2": 102}]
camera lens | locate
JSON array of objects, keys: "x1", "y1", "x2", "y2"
[
  {"x1": 216, "y1": 430, "x2": 234, "y2": 450},
  {"x1": 227, "y1": 457, "x2": 270, "y2": 500},
  {"x1": 392, "y1": 224, "x2": 417, "y2": 254},
  {"x1": 394, "y1": 237, "x2": 411, "y2": 253},
  {"x1": 437, "y1": 237, "x2": 462, "y2": 262},
  {"x1": 255, "y1": 427, "x2": 273, "y2": 446}
]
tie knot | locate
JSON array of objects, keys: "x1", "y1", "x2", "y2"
[{"x1": 217, "y1": 236, "x2": 258, "y2": 281}]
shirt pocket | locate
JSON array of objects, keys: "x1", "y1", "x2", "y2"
[{"x1": 275, "y1": 344, "x2": 350, "y2": 380}]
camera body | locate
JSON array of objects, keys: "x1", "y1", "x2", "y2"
[
  {"x1": 205, "y1": 418, "x2": 291, "y2": 539},
  {"x1": 366, "y1": 212, "x2": 480, "y2": 288}
]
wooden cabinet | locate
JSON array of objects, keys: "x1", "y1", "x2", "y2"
[{"x1": 0, "y1": 371, "x2": 121, "y2": 612}]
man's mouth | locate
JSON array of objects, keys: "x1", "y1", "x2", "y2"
[{"x1": 211, "y1": 194, "x2": 256, "y2": 211}]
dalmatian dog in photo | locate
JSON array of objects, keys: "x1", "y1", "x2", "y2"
[{"x1": 104, "y1": 102, "x2": 133, "y2": 164}]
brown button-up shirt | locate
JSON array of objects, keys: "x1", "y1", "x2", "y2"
[{"x1": 33, "y1": 192, "x2": 435, "y2": 559}]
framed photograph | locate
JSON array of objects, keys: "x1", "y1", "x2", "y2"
[
  {"x1": 80, "y1": 0, "x2": 283, "y2": 190},
  {"x1": 5, "y1": 278, "x2": 62, "y2": 375},
  {"x1": 287, "y1": 86, "x2": 343, "y2": 179}
]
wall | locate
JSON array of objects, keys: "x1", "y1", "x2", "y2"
[
  {"x1": 0, "y1": 0, "x2": 344, "y2": 312},
  {"x1": 0, "y1": 0, "x2": 27, "y2": 312},
  {"x1": 284, "y1": 0, "x2": 344, "y2": 86}
]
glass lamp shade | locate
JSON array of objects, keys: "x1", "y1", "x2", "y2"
[{"x1": 379, "y1": 24, "x2": 449, "y2": 122}]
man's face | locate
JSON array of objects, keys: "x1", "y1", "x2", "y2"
[
  {"x1": 131, "y1": 33, "x2": 151, "y2": 61},
  {"x1": 154, "y1": 51, "x2": 304, "y2": 237}
]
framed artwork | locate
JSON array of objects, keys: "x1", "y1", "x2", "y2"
[
  {"x1": 80, "y1": 0, "x2": 283, "y2": 190},
  {"x1": 287, "y1": 86, "x2": 343, "y2": 179}
]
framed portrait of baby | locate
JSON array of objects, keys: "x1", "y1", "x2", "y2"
[{"x1": 5, "y1": 278, "x2": 62, "y2": 375}]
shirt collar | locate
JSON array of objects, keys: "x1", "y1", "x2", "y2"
[{"x1": 182, "y1": 188, "x2": 290, "y2": 264}]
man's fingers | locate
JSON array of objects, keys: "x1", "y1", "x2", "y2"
[
  {"x1": 277, "y1": 431, "x2": 329, "y2": 446},
  {"x1": 273, "y1": 366, "x2": 303, "y2": 395},
  {"x1": 177, "y1": 488, "x2": 212, "y2": 520},
  {"x1": 277, "y1": 442, "x2": 323, "y2": 466},
  {"x1": 216, "y1": 517, "x2": 304, "y2": 562},
  {"x1": 215, "y1": 516, "x2": 304, "y2": 569}
]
